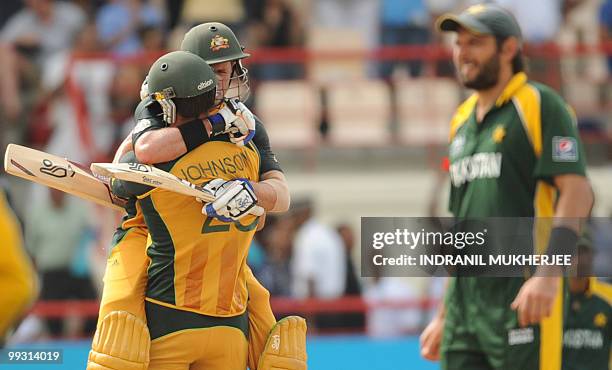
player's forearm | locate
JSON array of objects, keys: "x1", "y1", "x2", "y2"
[
  {"x1": 553, "y1": 174, "x2": 593, "y2": 231},
  {"x1": 113, "y1": 134, "x2": 133, "y2": 163},
  {"x1": 252, "y1": 170, "x2": 290, "y2": 212},
  {"x1": 134, "y1": 128, "x2": 187, "y2": 164},
  {"x1": 535, "y1": 175, "x2": 594, "y2": 276}
]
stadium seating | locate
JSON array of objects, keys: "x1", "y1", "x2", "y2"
[
  {"x1": 307, "y1": 27, "x2": 368, "y2": 84},
  {"x1": 326, "y1": 80, "x2": 392, "y2": 146},
  {"x1": 396, "y1": 78, "x2": 462, "y2": 145},
  {"x1": 254, "y1": 81, "x2": 322, "y2": 148}
]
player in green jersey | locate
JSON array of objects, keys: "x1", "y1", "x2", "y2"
[
  {"x1": 563, "y1": 239, "x2": 611, "y2": 370},
  {"x1": 420, "y1": 4, "x2": 594, "y2": 370}
]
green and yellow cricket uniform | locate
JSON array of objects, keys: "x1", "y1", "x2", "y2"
[
  {"x1": 98, "y1": 97, "x2": 280, "y2": 370},
  {"x1": 563, "y1": 278, "x2": 612, "y2": 370},
  {"x1": 0, "y1": 189, "x2": 37, "y2": 343},
  {"x1": 443, "y1": 72, "x2": 587, "y2": 370},
  {"x1": 97, "y1": 198, "x2": 150, "y2": 321},
  {"x1": 97, "y1": 97, "x2": 164, "y2": 324},
  {"x1": 115, "y1": 134, "x2": 261, "y2": 370}
]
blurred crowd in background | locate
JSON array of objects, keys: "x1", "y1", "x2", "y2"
[{"x1": 0, "y1": 0, "x2": 611, "y2": 342}]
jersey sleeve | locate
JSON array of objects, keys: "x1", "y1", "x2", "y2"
[
  {"x1": 253, "y1": 117, "x2": 283, "y2": 175},
  {"x1": 533, "y1": 90, "x2": 587, "y2": 181},
  {"x1": 131, "y1": 97, "x2": 166, "y2": 147}
]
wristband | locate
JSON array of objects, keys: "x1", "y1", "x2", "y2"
[
  {"x1": 545, "y1": 226, "x2": 578, "y2": 258},
  {"x1": 208, "y1": 113, "x2": 226, "y2": 136},
  {"x1": 178, "y1": 119, "x2": 209, "y2": 151}
]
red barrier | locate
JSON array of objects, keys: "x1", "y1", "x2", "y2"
[
  {"x1": 29, "y1": 296, "x2": 440, "y2": 318},
  {"x1": 66, "y1": 42, "x2": 612, "y2": 65}
]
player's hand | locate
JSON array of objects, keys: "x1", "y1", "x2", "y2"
[
  {"x1": 511, "y1": 275, "x2": 560, "y2": 327},
  {"x1": 216, "y1": 98, "x2": 256, "y2": 146},
  {"x1": 201, "y1": 178, "x2": 258, "y2": 222},
  {"x1": 420, "y1": 314, "x2": 444, "y2": 361}
]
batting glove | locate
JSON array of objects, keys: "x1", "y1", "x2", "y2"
[
  {"x1": 214, "y1": 98, "x2": 256, "y2": 146},
  {"x1": 201, "y1": 178, "x2": 258, "y2": 222}
]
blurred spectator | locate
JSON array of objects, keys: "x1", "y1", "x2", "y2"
[
  {"x1": 310, "y1": 0, "x2": 380, "y2": 78},
  {"x1": 0, "y1": 0, "x2": 23, "y2": 29},
  {"x1": 139, "y1": 24, "x2": 166, "y2": 52},
  {"x1": 291, "y1": 199, "x2": 346, "y2": 300},
  {"x1": 164, "y1": 0, "x2": 184, "y2": 30},
  {"x1": 96, "y1": 0, "x2": 164, "y2": 56},
  {"x1": 42, "y1": 22, "x2": 118, "y2": 163},
  {"x1": 109, "y1": 62, "x2": 147, "y2": 148},
  {"x1": 0, "y1": 0, "x2": 85, "y2": 64},
  {"x1": 495, "y1": 0, "x2": 563, "y2": 86},
  {"x1": 311, "y1": 0, "x2": 379, "y2": 49},
  {"x1": 364, "y1": 275, "x2": 422, "y2": 338},
  {"x1": 336, "y1": 223, "x2": 366, "y2": 330},
  {"x1": 600, "y1": 0, "x2": 612, "y2": 75},
  {"x1": 257, "y1": 215, "x2": 295, "y2": 296},
  {"x1": 25, "y1": 189, "x2": 97, "y2": 337},
  {"x1": 248, "y1": 0, "x2": 305, "y2": 80},
  {"x1": 557, "y1": 0, "x2": 608, "y2": 82},
  {"x1": 379, "y1": 0, "x2": 431, "y2": 78},
  {"x1": 180, "y1": 0, "x2": 245, "y2": 34},
  {"x1": 0, "y1": 0, "x2": 85, "y2": 140},
  {"x1": 337, "y1": 224, "x2": 361, "y2": 297},
  {"x1": 496, "y1": 0, "x2": 561, "y2": 43}
]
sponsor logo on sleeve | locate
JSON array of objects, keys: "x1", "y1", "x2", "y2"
[{"x1": 552, "y1": 136, "x2": 578, "y2": 162}]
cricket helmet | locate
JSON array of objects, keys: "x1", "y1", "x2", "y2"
[
  {"x1": 181, "y1": 22, "x2": 250, "y2": 101},
  {"x1": 147, "y1": 51, "x2": 217, "y2": 123}
]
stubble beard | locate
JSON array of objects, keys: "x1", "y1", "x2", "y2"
[{"x1": 459, "y1": 53, "x2": 501, "y2": 90}]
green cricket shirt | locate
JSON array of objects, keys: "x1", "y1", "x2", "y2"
[
  {"x1": 563, "y1": 279, "x2": 612, "y2": 370},
  {"x1": 441, "y1": 73, "x2": 589, "y2": 370},
  {"x1": 448, "y1": 72, "x2": 587, "y2": 220}
]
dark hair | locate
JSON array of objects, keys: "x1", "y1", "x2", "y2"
[
  {"x1": 495, "y1": 36, "x2": 525, "y2": 74},
  {"x1": 174, "y1": 88, "x2": 216, "y2": 118}
]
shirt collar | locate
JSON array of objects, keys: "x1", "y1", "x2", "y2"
[{"x1": 492, "y1": 72, "x2": 528, "y2": 107}]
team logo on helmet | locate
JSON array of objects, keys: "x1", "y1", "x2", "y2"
[
  {"x1": 210, "y1": 35, "x2": 230, "y2": 51},
  {"x1": 153, "y1": 87, "x2": 176, "y2": 101}
]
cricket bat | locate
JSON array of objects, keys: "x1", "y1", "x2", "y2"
[
  {"x1": 90, "y1": 162, "x2": 264, "y2": 216},
  {"x1": 3, "y1": 144, "x2": 127, "y2": 211}
]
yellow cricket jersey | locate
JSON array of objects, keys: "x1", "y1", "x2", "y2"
[
  {"x1": 0, "y1": 189, "x2": 37, "y2": 337},
  {"x1": 127, "y1": 140, "x2": 261, "y2": 318}
]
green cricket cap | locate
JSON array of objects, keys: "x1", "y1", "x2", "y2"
[{"x1": 437, "y1": 3, "x2": 522, "y2": 40}]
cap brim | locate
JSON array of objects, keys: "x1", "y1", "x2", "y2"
[
  {"x1": 206, "y1": 52, "x2": 250, "y2": 65},
  {"x1": 436, "y1": 14, "x2": 492, "y2": 35}
]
